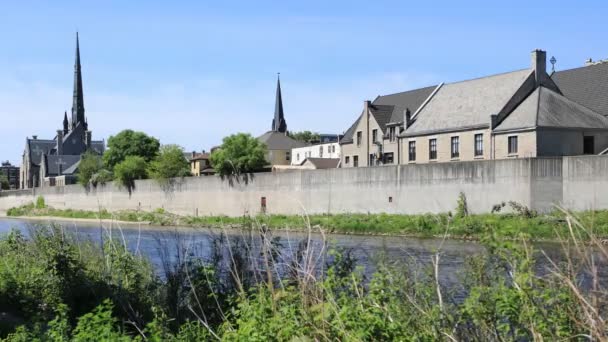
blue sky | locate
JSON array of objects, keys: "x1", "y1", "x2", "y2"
[{"x1": 1, "y1": 0, "x2": 606, "y2": 164}]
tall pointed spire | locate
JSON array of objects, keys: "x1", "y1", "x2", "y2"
[
  {"x1": 71, "y1": 32, "x2": 85, "y2": 129},
  {"x1": 271, "y1": 73, "x2": 287, "y2": 133}
]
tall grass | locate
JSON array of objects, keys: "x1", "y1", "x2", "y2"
[{"x1": 1, "y1": 208, "x2": 607, "y2": 341}]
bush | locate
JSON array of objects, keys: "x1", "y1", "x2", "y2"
[{"x1": 35, "y1": 196, "x2": 46, "y2": 209}]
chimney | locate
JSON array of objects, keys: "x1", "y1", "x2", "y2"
[
  {"x1": 531, "y1": 49, "x2": 547, "y2": 86},
  {"x1": 32, "y1": 135, "x2": 37, "y2": 140},
  {"x1": 404, "y1": 108, "x2": 412, "y2": 128},
  {"x1": 364, "y1": 100, "x2": 371, "y2": 113},
  {"x1": 191, "y1": 151, "x2": 196, "y2": 159},
  {"x1": 85, "y1": 131, "x2": 92, "y2": 149},
  {"x1": 56, "y1": 130, "x2": 64, "y2": 155}
]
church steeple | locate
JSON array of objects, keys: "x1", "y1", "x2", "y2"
[
  {"x1": 71, "y1": 32, "x2": 85, "y2": 129},
  {"x1": 271, "y1": 73, "x2": 287, "y2": 133},
  {"x1": 63, "y1": 111, "x2": 69, "y2": 134}
]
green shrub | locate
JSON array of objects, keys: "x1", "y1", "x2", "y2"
[{"x1": 35, "y1": 196, "x2": 46, "y2": 209}]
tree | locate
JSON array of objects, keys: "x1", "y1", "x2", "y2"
[
  {"x1": 210, "y1": 133, "x2": 267, "y2": 176},
  {"x1": 103, "y1": 130, "x2": 160, "y2": 169},
  {"x1": 0, "y1": 173, "x2": 9, "y2": 190},
  {"x1": 113, "y1": 156, "x2": 148, "y2": 195},
  {"x1": 148, "y1": 145, "x2": 191, "y2": 184},
  {"x1": 288, "y1": 131, "x2": 320, "y2": 143},
  {"x1": 77, "y1": 152, "x2": 104, "y2": 188}
]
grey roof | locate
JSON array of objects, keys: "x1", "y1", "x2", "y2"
[
  {"x1": 340, "y1": 86, "x2": 436, "y2": 144},
  {"x1": 257, "y1": 131, "x2": 307, "y2": 150},
  {"x1": 495, "y1": 86, "x2": 608, "y2": 132},
  {"x1": 373, "y1": 85, "x2": 437, "y2": 123},
  {"x1": 553, "y1": 62, "x2": 608, "y2": 117},
  {"x1": 301, "y1": 158, "x2": 340, "y2": 169},
  {"x1": 28, "y1": 139, "x2": 57, "y2": 166},
  {"x1": 404, "y1": 69, "x2": 532, "y2": 136},
  {"x1": 90, "y1": 141, "x2": 105, "y2": 154},
  {"x1": 44, "y1": 155, "x2": 81, "y2": 176},
  {"x1": 62, "y1": 159, "x2": 81, "y2": 175}
]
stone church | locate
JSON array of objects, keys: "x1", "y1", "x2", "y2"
[{"x1": 20, "y1": 34, "x2": 104, "y2": 189}]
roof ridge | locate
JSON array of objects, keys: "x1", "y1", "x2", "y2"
[
  {"x1": 376, "y1": 84, "x2": 437, "y2": 98},
  {"x1": 443, "y1": 68, "x2": 530, "y2": 86}
]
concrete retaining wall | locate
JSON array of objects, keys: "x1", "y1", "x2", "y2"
[{"x1": 0, "y1": 156, "x2": 605, "y2": 216}]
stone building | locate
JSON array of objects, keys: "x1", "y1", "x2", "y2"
[
  {"x1": 340, "y1": 50, "x2": 608, "y2": 167},
  {"x1": 0, "y1": 161, "x2": 20, "y2": 190},
  {"x1": 257, "y1": 75, "x2": 307, "y2": 166},
  {"x1": 340, "y1": 86, "x2": 436, "y2": 167},
  {"x1": 20, "y1": 34, "x2": 104, "y2": 188}
]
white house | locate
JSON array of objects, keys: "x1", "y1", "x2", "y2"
[{"x1": 291, "y1": 142, "x2": 341, "y2": 165}]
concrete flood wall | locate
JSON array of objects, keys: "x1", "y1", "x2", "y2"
[{"x1": 0, "y1": 156, "x2": 605, "y2": 217}]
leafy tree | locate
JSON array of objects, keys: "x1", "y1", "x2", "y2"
[
  {"x1": 210, "y1": 133, "x2": 267, "y2": 176},
  {"x1": 103, "y1": 130, "x2": 160, "y2": 169},
  {"x1": 77, "y1": 151, "x2": 104, "y2": 188},
  {"x1": 148, "y1": 145, "x2": 191, "y2": 184},
  {"x1": 0, "y1": 173, "x2": 9, "y2": 190},
  {"x1": 113, "y1": 156, "x2": 148, "y2": 195},
  {"x1": 288, "y1": 130, "x2": 320, "y2": 143}
]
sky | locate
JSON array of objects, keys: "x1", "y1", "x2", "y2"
[{"x1": 1, "y1": 0, "x2": 607, "y2": 164}]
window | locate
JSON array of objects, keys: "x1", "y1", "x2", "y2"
[
  {"x1": 408, "y1": 141, "x2": 416, "y2": 161},
  {"x1": 389, "y1": 126, "x2": 396, "y2": 142},
  {"x1": 372, "y1": 129, "x2": 378, "y2": 143},
  {"x1": 332, "y1": 145, "x2": 336, "y2": 153},
  {"x1": 384, "y1": 152, "x2": 394, "y2": 164},
  {"x1": 296, "y1": 153, "x2": 300, "y2": 162},
  {"x1": 584, "y1": 136, "x2": 595, "y2": 154},
  {"x1": 319, "y1": 146, "x2": 323, "y2": 157},
  {"x1": 369, "y1": 154, "x2": 376, "y2": 166},
  {"x1": 327, "y1": 145, "x2": 331, "y2": 154},
  {"x1": 451, "y1": 136, "x2": 460, "y2": 158},
  {"x1": 286, "y1": 151, "x2": 291, "y2": 161},
  {"x1": 474, "y1": 134, "x2": 483, "y2": 156},
  {"x1": 508, "y1": 136, "x2": 518, "y2": 154},
  {"x1": 345, "y1": 156, "x2": 350, "y2": 164},
  {"x1": 429, "y1": 139, "x2": 437, "y2": 160},
  {"x1": 353, "y1": 155, "x2": 359, "y2": 167},
  {"x1": 356, "y1": 131, "x2": 362, "y2": 146}
]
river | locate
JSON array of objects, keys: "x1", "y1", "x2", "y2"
[{"x1": 0, "y1": 217, "x2": 581, "y2": 291}]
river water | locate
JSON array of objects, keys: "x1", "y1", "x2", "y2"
[{"x1": 0, "y1": 217, "x2": 580, "y2": 291}]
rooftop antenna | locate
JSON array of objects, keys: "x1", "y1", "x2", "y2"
[{"x1": 550, "y1": 56, "x2": 557, "y2": 73}]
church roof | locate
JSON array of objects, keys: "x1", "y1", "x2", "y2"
[
  {"x1": 43, "y1": 155, "x2": 81, "y2": 176},
  {"x1": 27, "y1": 139, "x2": 56, "y2": 166}
]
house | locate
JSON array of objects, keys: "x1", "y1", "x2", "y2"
[
  {"x1": 401, "y1": 50, "x2": 608, "y2": 163},
  {"x1": 340, "y1": 86, "x2": 437, "y2": 167},
  {"x1": 291, "y1": 140, "x2": 341, "y2": 166},
  {"x1": 190, "y1": 151, "x2": 215, "y2": 176},
  {"x1": 257, "y1": 75, "x2": 307, "y2": 166},
  {"x1": 0, "y1": 161, "x2": 20, "y2": 190},
  {"x1": 340, "y1": 49, "x2": 608, "y2": 167},
  {"x1": 20, "y1": 33, "x2": 105, "y2": 188}
]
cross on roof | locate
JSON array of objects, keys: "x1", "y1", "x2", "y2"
[{"x1": 56, "y1": 158, "x2": 67, "y2": 175}]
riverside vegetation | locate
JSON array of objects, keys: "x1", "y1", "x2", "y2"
[
  {"x1": 6, "y1": 195, "x2": 608, "y2": 241},
  {"x1": 0, "y1": 208, "x2": 607, "y2": 341}
]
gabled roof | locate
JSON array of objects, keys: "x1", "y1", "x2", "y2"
[
  {"x1": 495, "y1": 86, "x2": 608, "y2": 132},
  {"x1": 257, "y1": 131, "x2": 307, "y2": 150},
  {"x1": 404, "y1": 69, "x2": 532, "y2": 136},
  {"x1": 27, "y1": 139, "x2": 57, "y2": 166},
  {"x1": 552, "y1": 62, "x2": 608, "y2": 117},
  {"x1": 340, "y1": 86, "x2": 436, "y2": 144},
  {"x1": 373, "y1": 85, "x2": 437, "y2": 123},
  {"x1": 300, "y1": 158, "x2": 340, "y2": 169},
  {"x1": 44, "y1": 155, "x2": 81, "y2": 176},
  {"x1": 191, "y1": 153, "x2": 210, "y2": 161}
]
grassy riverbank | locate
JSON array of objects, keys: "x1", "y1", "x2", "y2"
[
  {"x1": 6, "y1": 198, "x2": 608, "y2": 240},
  {"x1": 0, "y1": 212, "x2": 607, "y2": 340}
]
